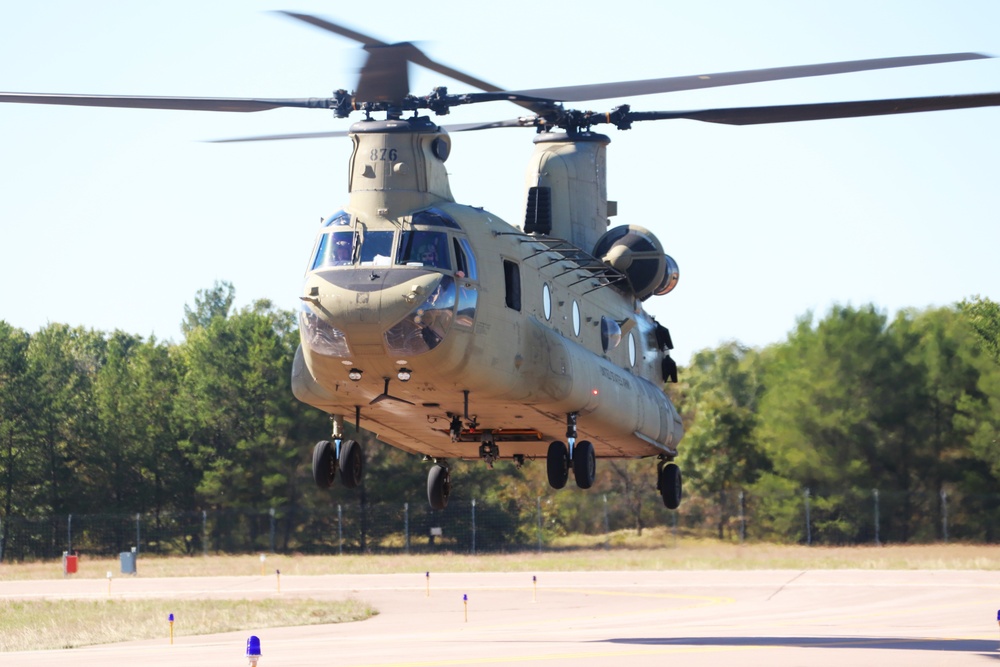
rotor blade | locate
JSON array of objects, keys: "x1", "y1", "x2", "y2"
[
  {"x1": 208, "y1": 130, "x2": 349, "y2": 143},
  {"x1": 506, "y1": 53, "x2": 991, "y2": 103},
  {"x1": 278, "y1": 11, "x2": 506, "y2": 92},
  {"x1": 208, "y1": 119, "x2": 534, "y2": 143},
  {"x1": 446, "y1": 118, "x2": 538, "y2": 132},
  {"x1": 630, "y1": 91, "x2": 1000, "y2": 126},
  {"x1": 276, "y1": 11, "x2": 389, "y2": 47},
  {"x1": 277, "y1": 11, "x2": 548, "y2": 113},
  {"x1": 354, "y1": 43, "x2": 412, "y2": 103},
  {"x1": 0, "y1": 92, "x2": 332, "y2": 112}
]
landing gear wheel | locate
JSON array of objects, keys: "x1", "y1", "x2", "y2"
[
  {"x1": 572, "y1": 440, "x2": 596, "y2": 489},
  {"x1": 658, "y1": 462, "x2": 682, "y2": 510},
  {"x1": 338, "y1": 439, "x2": 364, "y2": 489},
  {"x1": 312, "y1": 440, "x2": 336, "y2": 489},
  {"x1": 546, "y1": 441, "x2": 569, "y2": 489},
  {"x1": 427, "y1": 464, "x2": 451, "y2": 510}
]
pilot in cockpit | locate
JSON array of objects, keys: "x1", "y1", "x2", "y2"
[
  {"x1": 418, "y1": 244, "x2": 439, "y2": 267},
  {"x1": 332, "y1": 236, "x2": 354, "y2": 265},
  {"x1": 334, "y1": 240, "x2": 351, "y2": 262}
]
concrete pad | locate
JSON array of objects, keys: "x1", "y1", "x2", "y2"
[{"x1": 3, "y1": 569, "x2": 1000, "y2": 666}]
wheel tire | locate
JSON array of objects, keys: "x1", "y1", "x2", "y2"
[
  {"x1": 659, "y1": 463, "x2": 682, "y2": 510},
  {"x1": 312, "y1": 440, "x2": 336, "y2": 489},
  {"x1": 546, "y1": 441, "x2": 569, "y2": 489},
  {"x1": 339, "y1": 439, "x2": 364, "y2": 489},
  {"x1": 427, "y1": 464, "x2": 451, "y2": 510},
  {"x1": 572, "y1": 440, "x2": 596, "y2": 489}
]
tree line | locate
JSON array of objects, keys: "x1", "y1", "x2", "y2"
[
  {"x1": 677, "y1": 297, "x2": 1000, "y2": 543},
  {"x1": 2, "y1": 283, "x2": 999, "y2": 557}
]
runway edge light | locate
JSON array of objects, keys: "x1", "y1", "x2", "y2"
[{"x1": 246, "y1": 635, "x2": 261, "y2": 666}]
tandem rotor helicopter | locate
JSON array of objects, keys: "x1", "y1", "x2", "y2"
[{"x1": 5, "y1": 12, "x2": 1000, "y2": 511}]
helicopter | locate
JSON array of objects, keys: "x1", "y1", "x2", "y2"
[{"x1": 4, "y1": 12, "x2": 1000, "y2": 510}]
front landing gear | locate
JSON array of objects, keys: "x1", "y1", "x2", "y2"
[
  {"x1": 312, "y1": 439, "x2": 365, "y2": 489},
  {"x1": 312, "y1": 440, "x2": 336, "y2": 489},
  {"x1": 312, "y1": 413, "x2": 365, "y2": 490},
  {"x1": 427, "y1": 463, "x2": 451, "y2": 511}
]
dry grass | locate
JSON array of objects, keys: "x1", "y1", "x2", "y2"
[
  {"x1": 2, "y1": 532, "x2": 998, "y2": 581},
  {"x1": 0, "y1": 597, "x2": 375, "y2": 652}
]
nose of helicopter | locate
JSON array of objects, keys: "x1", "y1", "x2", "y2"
[{"x1": 300, "y1": 268, "x2": 447, "y2": 354}]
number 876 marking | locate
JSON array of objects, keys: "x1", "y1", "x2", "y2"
[{"x1": 370, "y1": 148, "x2": 398, "y2": 161}]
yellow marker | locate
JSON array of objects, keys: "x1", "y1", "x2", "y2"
[
  {"x1": 532, "y1": 575, "x2": 537, "y2": 603},
  {"x1": 463, "y1": 594, "x2": 468, "y2": 622},
  {"x1": 168, "y1": 613, "x2": 174, "y2": 645},
  {"x1": 276, "y1": 569, "x2": 281, "y2": 594},
  {"x1": 425, "y1": 572, "x2": 430, "y2": 597}
]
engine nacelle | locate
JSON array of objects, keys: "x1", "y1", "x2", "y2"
[{"x1": 594, "y1": 225, "x2": 679, "y2": 300}]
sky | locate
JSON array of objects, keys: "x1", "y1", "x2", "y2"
[{"x1": 1, "y1": 1, "x2": 998, "y2": 365}]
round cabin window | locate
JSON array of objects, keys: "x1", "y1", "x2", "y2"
[
  {"x1": 572, "y1": 301, "x2": 581, "y2": 336},
  {"x1": 542, "y1": 283, "x2": 552, "y2": 320}
]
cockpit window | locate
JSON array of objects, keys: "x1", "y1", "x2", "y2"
[
  {"x1": 454, "y1": 237, "x2": 478, "y2": 280},
  {"x1": 358, "y1": 230, "x2": 394, "y2": 266},
  {"x1": 311, "y1": 230, "x2": 355, "y2": 269},
  {"x1": 412, "y1": 208, "x2": 460, "y2": 229},
  {"x1": 396, "y1": 230, "x2": 451, "y2": 270},
  {"x1": 322, "y1": 210, "x2": 351, "y2": 227}
]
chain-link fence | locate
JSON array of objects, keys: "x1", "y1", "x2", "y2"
[{"x1": 2, "y1": 487, "x2": 998, "y2": 561}]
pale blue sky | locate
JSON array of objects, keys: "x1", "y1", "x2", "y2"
[{"x1": 1, "y1": 1, "x2": 998, "y2": 363}]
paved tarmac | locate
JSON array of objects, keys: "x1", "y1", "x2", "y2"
[{"x1": 2, "y1": 569, "x2": 1000, "y2": 666}]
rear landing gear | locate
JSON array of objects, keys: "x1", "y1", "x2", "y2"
[
  {"x1": 546, "y1": 441, "x2": 569, "y2": 489},
  {"x1": 427, "y1": 462, "x2": 451, "y2": 510},
  {"x1": 657, "y1": 458, "x2": 682, "y2": 510},
  {"x1": 572, "y1": 440, "x2": 596, "y2": 489},
  {"x1": 546, "y1": 413, "x2": 597, "y2": 490}
]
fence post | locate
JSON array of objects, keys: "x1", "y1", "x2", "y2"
[
  {"x1": 873, "y1": 489, "x2": 881, "y2": 546},
  {"x1": 536, "y1": 497, "x2": 542, "y2": 553},
  {"x1": 337, "y1": 504, "x2": 343, "y2": 555},
  {"x1": 404, "y1": 502, "x2": 410, "y2": 555},
  {"x1": 67, "y1": 514, "x2": 72, "y2": 554},
  {"x1": 738, "y1": 491, "x2": 746, "y2": 544},
  {"x1": 603, "y1": 495, "x2": 610, "y2": 549},
  {"x1": 471, "y1": 499, "x2": 477, "y2": 555},
  {"x1": 941, "y1": 490, "x2": 949, "y2": 543},
  {"x1": 269, "y1": 507, "x2": 276, "y2": 553},
  {"x1": 804, "y1": 488, "x2": 812, "y2": 546},
  {"x1": 671, "y1": 509, "x2": 677, "y2": 547},
  {"x1": 202, "y1": 510, "x2": 208, "y2": 557},
  {"x1": 135, "y1": 513, "x2": 141, "y2": 555}
]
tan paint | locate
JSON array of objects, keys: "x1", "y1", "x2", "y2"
[{"x1": 293, "y1": 120, "x2": 683, "y2": 462}]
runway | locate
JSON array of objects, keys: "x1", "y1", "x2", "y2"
[{"x1": 3, "y1": 569, "x2": 999, "y2": 666}]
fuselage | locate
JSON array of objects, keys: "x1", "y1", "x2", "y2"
[{"x1": 292, "y1": 116, "x2": 683, "y2": 462}]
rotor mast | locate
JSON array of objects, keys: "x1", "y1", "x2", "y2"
[{"x1": 523, "y1": 131, "x2": 612, "y2": 253}]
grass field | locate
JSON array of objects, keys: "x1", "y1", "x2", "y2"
[
  {"x1": 3, "y1": 535, "x2": 999, "y2": 580},
  {"x1": 2, "y1": 536, "x2": 998, "y2": 652}
]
